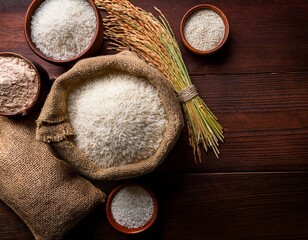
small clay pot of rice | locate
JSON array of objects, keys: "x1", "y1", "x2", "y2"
[
  {"x1": 24, "y1": 0, "x2": 104, "y2": 65},
  {"x1": 0, "y1": 52, "x2": 49, "y2": 116},
  {"x1": 36, "y1": 51, "x2": 184, "y2": 180},
  {"x1": 106, "y1": 184, "x2": 158, "y2": 234}
]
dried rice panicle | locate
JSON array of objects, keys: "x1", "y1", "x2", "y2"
[{"x1": 95, "y1": 0, "x2": 224, "y2": 162}]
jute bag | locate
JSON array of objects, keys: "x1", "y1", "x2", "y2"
[
  {"x1": 36, "y1": 51, "x2": 183, "y2": 180},
  {"x1": 0, "y1": 115, "x2": 105, "y2": 240}
]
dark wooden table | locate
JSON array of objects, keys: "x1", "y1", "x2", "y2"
[{"x1": 1, "y1": 0, "x2": 308, "y2": 239}]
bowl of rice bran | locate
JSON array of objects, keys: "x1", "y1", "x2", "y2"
[
  {"x1": 0, "y1": 52, "x2": 49, "y2": 116},
  {"x1": 24, "y1": 0, "x2": 104, "y2": 65}
]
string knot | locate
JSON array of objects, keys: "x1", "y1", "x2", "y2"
[{"x1": 178, "y1": 85, "x2": 198, "y2": 103}]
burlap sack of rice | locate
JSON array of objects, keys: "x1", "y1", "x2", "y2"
[
  {"x1": 0, "y1": 115, "x2": 106, "y2": 240},
  {"x1": 36, "y1": 51, "x2": 183, "y2": 180}
]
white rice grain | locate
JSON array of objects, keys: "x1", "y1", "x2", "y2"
[
  {"x1": 67, "y1": 72, "x2": 168, "y2": 168},
  {"x1": 31, "y1": 0, "x2": 96, "y2": 60},
  {"x1": 184, "y1": 9, "x2": 225, "y2": 51},
  {"x1": 111, "y1": 186, "x2": 154, "y2": 229}
]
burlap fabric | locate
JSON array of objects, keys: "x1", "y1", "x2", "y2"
[
  {"x1": 36, "y1": 51, "x2": 183, "y2": 180},
  {"x1": 0, "y1": 115, "x2": 105, "y2": 240}
]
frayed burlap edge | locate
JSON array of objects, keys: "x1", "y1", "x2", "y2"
[
  {"x1": 0, "y1": 115, "x2": 106, "y2": 240},
  {"x1": 36, "y1": 51, "x2": 184, "y2": 180}
]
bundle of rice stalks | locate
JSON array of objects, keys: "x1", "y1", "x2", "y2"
[{"x1": 94, "y1": 0, "x2": 224, "y2": 161}]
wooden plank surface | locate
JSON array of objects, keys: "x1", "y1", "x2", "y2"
[
  {"x1": 159, "y1": 72, "x2": 308, "y2": 173},
  {"x1": 1, "y1": 173, "x2": 308, "y2": 240},
  {"x1": 0, "y1": 0, "x2": 308, "y2": 239}
]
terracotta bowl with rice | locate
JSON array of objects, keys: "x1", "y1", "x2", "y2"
[
  {"x1": 24, "y1": 0, "x2": 104, "y2": 65},
  {"x1": 106, "y1": 184, "x2": 158, "y2": 234},
  {"x1": 180, "y1": 4, "x2": 229, "y2": 55},
  {"x1": 36, "y1": 51, "x2": 184, "y2": 180}
]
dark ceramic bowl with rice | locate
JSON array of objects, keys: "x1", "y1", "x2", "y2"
[
  {"x1": 106, "y1": 184, "x2": 158, "y2": 234},
  {"x1": 180, "y1": 4, "x2": 229, "y2": 55},
  {"x1": 24, "y1": 0, "x2": 104, "y2": 65},
  {"x1": 0, "y1": 52, "x2": 49, "y2": 116}
]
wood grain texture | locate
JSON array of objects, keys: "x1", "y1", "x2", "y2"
[
  {"x1": 158, "y1": 72, "x2": 308, "y2": 172},
  {"x1": 1, "y1": 173, "x2": 307, "y2": 240},
  {"x1": 0, "y1": 0, "x2": 308, "y2": 239}
]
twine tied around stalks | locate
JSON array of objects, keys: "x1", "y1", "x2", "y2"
[{"x1": 178, "y1": 85, "x2": 198, "y2": 103}]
